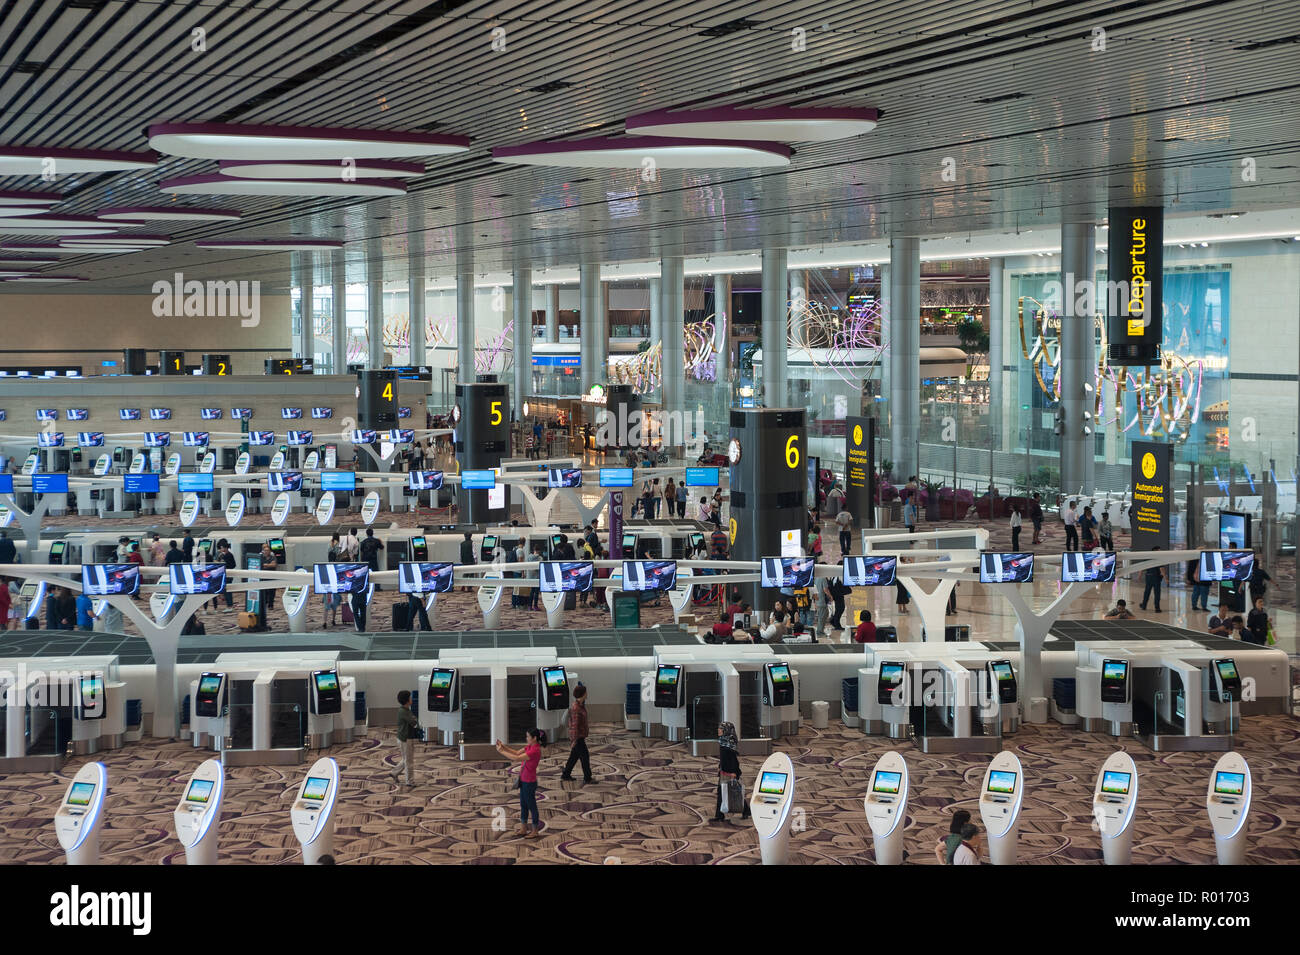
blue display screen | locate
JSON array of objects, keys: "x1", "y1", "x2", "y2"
[
  {"x1": 32, "y1": 473, "x2": 69, "y2": 494},
  {"x1": 123, "y1": 473, "x2": 160, "y2": 494},
  {"x1": 320, "y1": 471, "x2": 356, "y2": 492},
  {"x1": 0, "y1": 473, "x2": 12, "y2": 493},
  {"x1": 178, "y1": 472, "x2": 214, "y2": 493},
  {"x1": 599, "y1": 468, "x2": 634, "y2": 487},
  {"x1": 461, "y1": 470, "x2": 495, "y2": 489},
  {"x1": 684, "y1": 466, "x2": 719, "y2": 487}
]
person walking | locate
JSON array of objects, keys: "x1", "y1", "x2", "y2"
[
  {"x1": 458, "y1": 531, "x2": 475, "y2": 592},
  {"x1": 1187, "y1": 558, "x2": 1210, "y2": 613},
  {"x1": 835, "y1": 506, "x2": 854, "y2": 556},
  {"x1": 1139, "y1": 547, "x2": 1164, "y2": 612},
  {"x1": 903, "y1": 495, "x2": 917, "y2": 534},
  {"x1": 1245, "y1": 597, "x2": 1272, "y2": 646},
  {"x1": 559, "y1": 683, "x2": 594, "y2": 784},
  {"x1": 217, "y1": 540, "x2": 236, "y2": 612},
  {"x1": 1030, "y1": 492, "x2": 1044, "y2": 544},
  {"x1": 676, "y1": 482, "x2": 687, "y2": 519},
  {"x1": 359, "y1": 528, "x2": 383, "y2": 574},
  {"x1": 828, "y1": 576, "x2": 850, "y2": 632},
  {"x1": 0, "y1": 530, "x2": 15, "y2": 565},
  {"x1": 896, "y1": 561, "x2": 910, "y2": 615},
  {"x1": 1062, "y1": 500, "x2": 1079, "y2": 551},
  {"x1": 390, "y1": 690, "x2": 418, "y2": 786},
  {"x1": 713, "y1": 721, "x2": 751, "y2": 823},
  {"x1": 1009, "y1": 506, "x2": 1022, "y2": 551},
  {"x1": 148, "y1": 533, "x2": 165, "y2": 566},
  {"x1": 826, "y1": 481, "x2": 846, "y2": 518},
  {"x1": 663, "y1": 479, "x2": 676, "y2": 519},
  {"x1": 1079, "y1": 506, "x2": 1097, "y2": 550},
  {"x1": 496, "y1": 729, "x2": 547, "y2": 838},
  {"x1": 1247, "y1": 556, "x2": 1272, "y2": 605},
  {"x1": 1098, "y1": 511, "x2": 1114, "y2": 551}
]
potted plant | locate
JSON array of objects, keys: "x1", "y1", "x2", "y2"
[{"x1": 920, "y1": 478, "x2": 944, "y2": 521}]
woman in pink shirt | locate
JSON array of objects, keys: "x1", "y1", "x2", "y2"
[{"x1": 496, "y1": 729, "x2": 547, "y2": 838}]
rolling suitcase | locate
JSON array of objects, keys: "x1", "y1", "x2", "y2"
[
  {"x1": 392, "y1": 602, "x2": 409, "y2": 631},
  {"x1": 237, "y1": 611, "x2": 257, "y2": 630}
]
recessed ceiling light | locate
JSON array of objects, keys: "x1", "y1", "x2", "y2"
[
  {"x1": 160, "y1": 175, "x2": 407, "y2": 197},
  {"x1": 97, "y1": 206, "x2": 243, "y2": 222},
  {"x1": 147, "y1": 123, "x2": 471, "y2": 160},
  {"x1": 626, "y1": 106, "x2": 879, "y2": 142},
  {"x1": 218, "y1": 158, "x2": 426, "y2": 180},
  {"x1": 194, "y1": 239, "x2": 344, "y2": 251},
  {"x1": 492, "y1": 135, "x2": 791, "y2": 169},
  {"x1": 0, "y1": 146, "x2": 156, "y2": 175}
]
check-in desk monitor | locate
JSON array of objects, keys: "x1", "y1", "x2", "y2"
[
  {"x1": 621, "y1": 560, "x2": 677, "y2": 592},
  {"x1": 55, "y1": 762, "x2": 108, "y2": 864},
  {"x1": 540, "y1": 561, "x2": 594, "y2": 593},
  {"x1": 764, "y1": 662, "x2": 795, "y2": 708},
  {"x1": 399, "y1": 561, "x2": 454, "y2": 594},
  {"x1": 480, "y1": 534, "x2": 498, "y2": 562},
  {"x1": 1211, "y1": 659, "x2": 1242, "y2": 703},
  {"x1": 427, "y1": 667, "x2": 457, "y2": 712},
  {"x1": 877, "y1": 662, "x2": 906, "y2": 706},
  {"x1": 654, "y1": 664, "x2": 685, "y2": 709},
  {"x1": 987, "y1": 660, "x2": 1017, "y2": 704},
  {"x1": 78, "y1": 673, "x2": 106, "y2": 720},
  {"x1": 195, "y1": 672, "x2": 227, "y2": 718},
  {"x1": 621, "y1": 533, "x2": 637, "y2": 553},
  {"x1": 310, "y1": 669, "x2": 342, "y2": 715},
  {"x1": 843, "y1": 555, "x2": 897, "y2": 586},
  {"x1": 539, "y1": 666, "x2": 569, "y2": 711},
  {"x1": 1100, "y1": 659, "x2": 1130, "y2": 703},
  {"x1": 410, "y1": 535, "x2": 429, "y2": 560}
]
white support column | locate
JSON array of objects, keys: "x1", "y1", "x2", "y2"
[
  {"x1": 545, "y1": 284, "x2": 560, "y2": 343},
  {"x1": 579, "y1": 261, "x2": 601, "y2": 395},
  {"x1": 713, "y1": 272, "x2": 731, "y2": 400},
  {"x1": 988, "y1": 257, "x2": 1004, "y2": 450},
  {"x1": 331, "y1": 248, "x2": 347, "y2": 374},
  {"x1": 760, "y1": 248, "x2": 789, "y2": 407},
  {"x1": 409, "y1": 253, "x2": 426, "y2": 367},
  {"x1": 660, "y1": 256, "x2": 685, "y2": 436},
  {"x1": 513, "y1": 268, "x2": 532, "y2": 422},
  {"x1": 889, "y1": 237, "x2": 921, "y2": 479},
  {"x1": 366, "y1": 237, "x2": 384, "y2": 371},
  {"x1": 456, "y1": 271, "x2": 475, "y2": 380}
]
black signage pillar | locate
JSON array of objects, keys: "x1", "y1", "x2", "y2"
[
  {"x1": 455, "y1": 379, "x2": 511, "y2": 524},
  {"x1": 728, "y1": 408, "x2": 807, "y2": 610},
  {"x1": 844, "y1": 415, "x2": 876, "y2": 528},
  {"x1": 1107, "y1": 206, "x2": 1164, "y2": 366},
  {"x1": 357, "y1": 369, "x2": 398, "y2": 429},
  {"x1": 1130, "y1": 440, "x2": 1173, "y2": 550},
  {"x1": 601, "y1": 383, "x2": 643, "y2": 451}
]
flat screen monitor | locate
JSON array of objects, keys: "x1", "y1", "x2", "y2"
[
  {"x1": 311, "y1": 407, "x2": 333, "y2": 419},
  {"x1": 542, "y1": 666, "x2": 567, "y2": 689},
  {"x1": 599, "y1": 467, "x2": 634, "y2": 488},
  {"x1": 231, "y1": 408, "x2": 253, "y2": 420},
  {"x1": 461, "y1": 469, "x2": 495, "y2": 489},
  {"x1": 1102, "y1": 660, "x2": 1129, "y2": 681},
  {"x1": 177, "y1": 472, "x2": 214, "y2": 493},
  {"x1": 1198, "y1": 550, "x2": 1254, "y2": 582},
  {"x1": 197, "y1": 674, "x2": 223, "y2": 696},
  {"x1": 684, "y1": 466, "x2": 719, "y2": 487},
  {"x1": 119, "y1": 408, "x2": 141, "y2": 421},
  {"x1": 657, "y1": 665, "x2": 680, "y2": 687},
  {"x1": 287, "y1": 430, "x2": 313, "y2": 446},
  {"x1": 312, "y1": 562, "x2": 370, "y2": 594},
  {"x1": 429, "y1": 669, "x2": 454, "y2": 691},
  {"x1": 0, "y1": 474, "x2": 11, "y2": 494},
  {"x1": 248, "y1": 431, "x2": 274, "y2": 446},
  {"x1": 621, "y1": 533, "x2": 637, "y2": 551},
  {"x1": 1061, "y1": 551, "x2": 1117, "y2": 583},
  {"x1": 78, "y1": 432, "x2": 104, "y2": 447},
  {"x1": 1213, "y1": 771, "x2": 1245, "y2": 796},
  {"x1": 398, "y1": 561, "x2": 455, "y2": 594},
  {"x1": 482, "y1": 534, "x2": 498, "y2": 550},
  {"x1": 320, "y1": 470, "x2": 356, "y2": 492},
  {"x1": 760, "y1": 556, "x2": 815, "y2": 589},
  {"x1": 201, "y1": 408, "x2": 223, "y2": 420},
  {"x1": 1100, "y1": 771, "x2": 1131, "y2": 795},
  {"x1": 143, "y1": 431, "x2": 170, "y2": 448},
  {"x1": 150, "y1": 408, "x2": 172, "y2": 420},
  {"x1": 547, "y1": 467, "x2": 583, "y2": 489},
  {"x1": 182, "y1": 431, "x2": 210, "y2": 447},
  {"x1": 67, "y1": 782, "x2": 95, "y2": 807},
  {"x1": 408, "y1": 469, "x2": 444, "y2": 491},
  {"x1": 281, "y1": 407, "x2": 303, "y2": 419},
  {"x1": 36, "y1": 409, "x2": 57, "y2": 421},
  {"x1": 987, "y1": 770, "x2": 1018, "y2": 795},
  {"x1": 758, "y1": 772, "x2": 788, "y2": 796},
  {"x1": 872, "y1": 771, "x2": 902, "y2": 795},
  {"x1": 267, "y1": 471, "x2": 303, "y2": 492},
  {"x1": 621, "y1": 560, "x2": 677, "y2": 592},
  {"x1": 185, "y1": 779, "x2": 215, "y2": 804},
  {"x1": 539, "y1": 561, "x2": 594, "y2": 593},
  {"x1": 350, "y1": 429, "x2": 378, "y2": 444},
  {"x1": 301, "y1": 777, "x2": 329, "y2": 801},
  {"x1": 31, "y1": 473, "x2": 69, "y2": 494},
  {"x1": 82, "y1": 563, "x2": 140, "y2": 596},
  {"x1": 768, "y1": 663, "x2": 792, "y2": 684},
  {"x1": 688, "y1": 532, "x2": 705, "y2": 551},
  {"x1": 979, "y1": 552, "x2": 1034, "y2": 583},
  {"x1": 990, "y1": 661, "x2": 1015, "y2": 684},
  {"x1": 123, "y1": 473, "x2": 160, "y2": 494},
  {"x1": 36, "y1": 432, "x2": 64, "y2": 448},
  {"x1": 1216, "y1": 660, "x2": 1240, "y2": 682},
  {"x1": 170, "y1": 562, "x2": 227, "y2": 595},
  {"x1": 398, "y1": 406, "x2": 412, "y2": 419},
  {"x1": 387, "y1": 429, "x2": 415, "y2": 443},
  {"x1": 1218, "y1": 511, "x2": 1249, "y2": 549},
  {"x1": 314, "y1": 671, "x2": 339, "y2": 693},
  {"x1": 67, "y1": 408, "x2": 88, "y2": 421},
  {"x1": 843, "y1": 555, "x2": 897, "y2": 586}
]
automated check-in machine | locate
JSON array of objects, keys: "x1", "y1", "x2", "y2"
[
  {"x1": 421, "y1": 666, "x2": 460, "y2": 745},
  {"x1": 1092, "y1": 751, "x2": 1138, "y2": 865},
  {"x1": 985, "y1": 660, "x2": 1019, "y2": 734},
  {"x1": 979, "y1": 751, "x2": 1024, "y2": 865},
  {"x1": 1206, "y1": 752, "x2": 1251, "y2": 865},
  {"x1": 291, "y1": 756, "x2": 340, "y2": 864},
  {"x1": 1205, "y1": 658, "x2": 1242, "y2": 735},
  {"x1": 55, "y1": 762, "x2": 108, "y2": 865},
  {"x1": 878, "y1": 661, "x2": 910, "y2": 739},
  {"x1": 174, "y1": 758, "x2": 224, "y2": 865},
  {"x1": 192, "y1": 672, "x2": 227, "y2": 749},
  {"x1": 864, "y1": 751, "x2": 909, "y2": 865},
  {"x1": 651, "y1": 664, "x2": 687, "y2": 741},
  {"x1": 1099, "y1": 658, "x2": 1134, "y2": 736},
  {"x1": 761, "y1": 661, "x2": 799, "y2": 738},
  {"x1": 536, "y1": 665, "x2": 570, "y2": 741},
  {"x1": 751, "y1": 751, "x2": 796, "y2": 865},
  {"x1": 308, "y1": 668, "x2": 343, "y2": 748}
]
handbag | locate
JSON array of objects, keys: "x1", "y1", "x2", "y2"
[
  {"x1": 341, "y1": 602, "x2": 354, "y2": 624},
  {"x1": 727, "y1": 778, "x2": 744, "y2": 813},
  {"x1": 1266, "y1": 624, "x2": 1276, "y2": 646}
]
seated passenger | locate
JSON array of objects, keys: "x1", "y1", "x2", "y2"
[
  {"x1": 1207, "y1": 603, "x2": 1231, "y2": 637},
  {"x1": 709, "y1": 613, "x2": 733, "y2": 643},
  {"x1": 1102, "y1": 599, "x2": 1134, "y2": 620},
  {"x1": 853, "y1": 610, "x2": 878, "y2": 642},
  {"x1": 760, "y1": 600, "x2": 788, "y2": 643}
]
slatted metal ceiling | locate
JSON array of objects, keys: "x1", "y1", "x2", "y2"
[{"x1": 0, "y1": 0, "x2": 1296, "y2": 291}]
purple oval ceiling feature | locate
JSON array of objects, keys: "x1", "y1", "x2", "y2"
[
  {"x1": 160, "y1": 174, "x2": 407, "y2": 197},
  {"x1": 0, "y1": 146, "x2": 157, "y2": 174},
  {"x1": 625, "y1": 106, "x2": 880, "y2": 142},
  {"x1": 218, "y1": 158, "x2": 426, "y2": 180},
  {"x1": 147, "y1": 122, "x2": 470, "y2": 160},
  {"x1": 491, "y1": 135, "x2": 791, "y2": 169}
]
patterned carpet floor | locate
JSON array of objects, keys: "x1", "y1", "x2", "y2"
[{"x1": 3, "y1": 716, "x2": 1298, "y2": 865}]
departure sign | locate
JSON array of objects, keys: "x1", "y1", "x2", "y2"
[{"x1": 1107, "y1": 206, "x2": 1164, "y2": 366}]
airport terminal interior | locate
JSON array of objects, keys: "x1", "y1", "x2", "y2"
[{"x1": 0, "y1": 0, "x2": 1298, "y2": 869}]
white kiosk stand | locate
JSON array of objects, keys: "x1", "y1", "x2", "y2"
[
  {"x1": 1206, "y1": 752, "x2": 1251, "y2": 865},
  {"x1": 174, "y1": 758, "x2": 224, "y2": 865},
  {"x1": 864, "y1": 750, "x2": 909, "y2": 865},
  {"x1": 1092, "y1": 751, "x2": 1138, "y2": 865},
  {"x1": 55, "y1": 762, "x2": 108, "y2": 865},
  {"x1": 477, "y1": 571, "x2": 504, "y2": 629},
  {"x1": 751, "y1": 751, "x2": 795, "y2": 865},
  {"x1": 291, "y1": 756, "x2": 340, "y2": 864},
  {"x1": 541, "y1": 589, "x2": 566, "y2": 629},
  {"x1": 979, "y1": 750, "x2": 1024, "y2": 865}
]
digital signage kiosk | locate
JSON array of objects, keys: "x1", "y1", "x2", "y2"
[
  {"x1": 1206, "y1": 752, "x2": 1251, "y2": 865},
  {"x1": 751, "y1": 751, "x2": 796, "y2": 865}
]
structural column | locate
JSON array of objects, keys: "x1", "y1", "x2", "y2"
[
  {"x1": 295, "y1": 252, "x2": 314, "y2": 362},
  {"x1": 545, "y1": 284, "x2": 560, "y2": 343},
  {"x1": 761, "y1": 247, "x2": 789, "y2": 408},
  {"x1": 579, "y1": 261, "x2": 601, "y2": 395},
  {"x1": 713, "y1": 272, "x2": 731, "y2": 400},
  {"x1": 648, "y1": 277, "x2": 663, "y2": 401},
  {"x1": 408, "y1": 249, "x2": 426, "y2": 367},
  {"x1": 660, "y1": 256, "x2": 685, "y2": 439},
  {"x1": 988, "y1": 257, "x2": 1004, "y2": 449},
  {"x1": 366, "y1": 236, "x2": 384, "y2": 371},
  {"x1": 513, "y1": 268, "x2": 532, "y2": 421},
  {"x1": 888, "y1": 237, "x2": 920, "y2": 479},
  {"x1": 456, "y1": 271, "x2": 475, "y2": 380},
  {"x1": 331, "y1": 248, "x2": 347, "y2": 373},
  {"x1": 1059, "y1": 223, "x2": 1097, "y2": 495}
]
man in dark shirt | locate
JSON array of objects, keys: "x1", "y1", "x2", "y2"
[
  {"x1": 0, "y1": 530, "x2": 16, "y2": 565},
  {"x1": 217, "y1": 540, "x2": 236, "y2": 610},
  {"x1": 1208, "y1": 602, "x2": 1230, "y2": 636},
  {"x1": 560, "y1": 683, "x2": 593, "y2": 783},
  {"x1": 390, "y1": 690, "x2": 417, "y2": 786},
  {"x1": 1139, "y1": 547, "x2": 1165, "y2": 612},
  {"x1": 359, "y1": 528, "x2": 383, "y2": 571},
  {"x1": 458, "y1": 532, "x2": 475, "y2": 592},
  {"x1": 182, "y1": 532, "x2": 195, "y2": 562},
  {"x1": 164, "y1": 540, "x2": 185, "y2": 565},
  {"x1": 710, "y1": 613, "x2": 734, "y2": 643}
]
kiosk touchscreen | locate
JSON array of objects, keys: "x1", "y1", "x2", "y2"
[
  {"x1": 195, "y1": 672, "x2": 227, "y2": 718},
  {"x1": 764, "y1": 662, "x2": 795, "y2": 708},
  {"x1": 877, "y1": 662, "x2": 907, "y2": 706},
  {"x1": 174, "y1": 758, "x2": 224, "y2": 865},
  {"x1": 1210, "y1": 659, "x2": 1242, "y2": 703},
  {"x1": 310, "y1": 669, "x2": 342, "y2": 715},
  {"x1": 480, "y1": 534, "x2": 498, "y2": 562},
  {"x1": 291, "y1": 756, "x2": 340, "y2": 865},
  {"x1": 864, "y1": 751, "x2": 909, "y2": 865},
  {"x1": 654, "y1": 664, "x2": 685, "y2": 709},
  {"x1": 538, "y1": 666, "x2": 569, "y2": 711},
  {"x1": 78, "y1": 673, "x2": 106, "y2": 720},
  {"x1": 55, "y1": 762, "x2": 108, "y2": 865},
  {"x1": 978, "y1": 751, "x2": 1024, "y2": 865},
  {"x1": 427, "y1": 667, "x2": 457, "y2": 712},
  {"x1": 410, "y1": 536, "x2": 429, "y2": 561},
  {"x1": 1092, "y1": 751, "x2": 1138, "y2": 865},
  {"x1": 751, "y1": 752, "x2": 796, "y2": 865},
  {"x1": 1100, "y1": 659, "x2": 1130, "y2": 704},
  {"x1": 987, "y1": 660, "x2": 1017, "y2": 704},
  {"x1": 1206, "y1": 752, "x2": 1251, "y2": 864}
]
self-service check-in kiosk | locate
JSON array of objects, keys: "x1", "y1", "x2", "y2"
[
  {"x1": 1098, "y1": 658, "x2": 1134, "y2": 736},
  {"x1": 652, "y1": 663, "x2": 687, "y2": 741},
  {"x1": 1206, "y1": 752, "x2": 1251, "y2": 865},
  {"x1": 292, "y1": 756, "x2": 340, "y2": 864},
  {"x1": 1092, "y1": 751, "x2": 1138, "y2": 865},
  {"x1": 1205, "y1": 658, "x2": 1242, "y2": 735},
  {"x1": 537, "y1": 665, "x2": 570, "y2": 741},
  {"x1": 308, "y1": 668, "x2": 343, "y2": 748},
  {"x1": 878, "y1": 661, "x2": 910, "y2": 739},
  {"x1": 192, "y1": 672, "x2": 227, "y2": 750},
  {"x1": 421, "y1": 666, "x2": 460, "y2": 745},
  {"x1": 751, "y1": 751, "x2": 795, "y2": 865},
  {"x1": 985, "y1": 660, "x2": 1019, "y2": 734},
  {"x1": 55, "y1": 762, "x2": 108, "y2": 865},
  {"x1": 864, "y1": 751, "x2": 908, "y2": 865},
  {"x1": 174, "y1": 758, "x2": 224, "y2": 865},
  {"x1": 761, "y1": 661, "x2": 798, "y2": 738},
  {"x1": 979, "y1": 750, "x2": 1024, "y2": 865}
]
